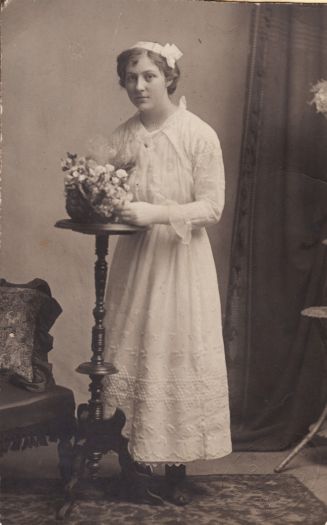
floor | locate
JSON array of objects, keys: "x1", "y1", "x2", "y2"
[{"x1": 1, "y1": 441, "x2": 327, "y2": 505}]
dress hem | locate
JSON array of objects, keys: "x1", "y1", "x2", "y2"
[{"x1": 131, "y1": 447, "x2": 233, "y2": 467}]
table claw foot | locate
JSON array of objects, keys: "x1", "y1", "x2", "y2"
[
  {"x1": 56, "y1": 443, "x2": 86, "y2": 520},
  {"x1": 56, "y1": 496, "x2": 76, "y2": 521}
]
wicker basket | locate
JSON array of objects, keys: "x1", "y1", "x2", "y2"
[{"x1": 65, "y1": 187, "x2": 114, "y2": 223}]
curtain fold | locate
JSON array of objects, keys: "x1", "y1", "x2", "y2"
[{"x1": 225, "y1": 4, "x2": 327, "y2": 451}]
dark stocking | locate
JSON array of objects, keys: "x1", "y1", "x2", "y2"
[{"x1": 164, "y1": 464, "x2": 191, "y2": 506}]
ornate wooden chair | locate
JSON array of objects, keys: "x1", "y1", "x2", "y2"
[{"x1": 0, "y1": 278, "x2": 76, "y2": 480}]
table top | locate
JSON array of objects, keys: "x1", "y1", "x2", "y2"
[
  {"x1": 301, "y1": 241, "x2": 327, "y2": 318},
  {"x1": 301, "y1": 306, "x2": 327, "y2": 319},
  {"x1": 55, "y1": 219, "x2": 147, "y2": 235}
]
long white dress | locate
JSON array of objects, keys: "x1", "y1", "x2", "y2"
[{"x1": 102, "y1": 100, "x2": 232, "y2": 464}]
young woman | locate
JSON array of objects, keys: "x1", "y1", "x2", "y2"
[{"x1": 102, "y1": 41, "x2": 232, "y2": 505}]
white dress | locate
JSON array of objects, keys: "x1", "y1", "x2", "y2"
[{"x1": 102, "y1": 100, "x2": 232, "y2": 464}]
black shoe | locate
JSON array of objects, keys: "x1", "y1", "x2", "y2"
[
  {"x1": 164, "y1": 464, "x2": 191, "y2": 506},
  {"x1": 134, "y1": 462, "x2": 153, "y2": 476},
  {"x1": 165, "y1": 481, "x2": 192, "y2": 506}
]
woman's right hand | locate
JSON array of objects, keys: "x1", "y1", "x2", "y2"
[{"x1": 116, "y1": 202, "x2": 169, "y2": 226}]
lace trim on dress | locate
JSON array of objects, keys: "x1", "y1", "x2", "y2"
[
  {"x1": 102, "y1": 365, "x2": 232, "y2": 464},
  {"x1": 167, "y1": 204, "x2": 192, "y2": 244},
  {"x1": 102, "y1": 366, "x2": 229, "y2": 406}
]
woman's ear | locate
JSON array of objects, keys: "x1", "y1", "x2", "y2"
[{"x1": 165, "y1": 78, "x2": 173, "y2": 88}]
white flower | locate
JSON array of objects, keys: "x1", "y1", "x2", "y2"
[
  {"x1": 310, "y1": 80, "x2": 327, "y2": 118},
  {"x1": 64, "y1": 177, "x2": 75, "y2": 187},
  {"x1": 95, "y1": 165, "x2": 106, "y2": 176},
  {"x1": 111, "y1": 176, "x2": 119, "y2": 185},
  {"x1": 86, "y1": 158, "x2": 98, "y2": 170},
  {"x1": 61, "y1": 159, "x2": 72, "y2": 170},
  {"x1": 105, "y1": 163, "x2": 115, "y2": 173},
  {"x1": 115, "y1": 169, "x2": 128, "y2": 179}
]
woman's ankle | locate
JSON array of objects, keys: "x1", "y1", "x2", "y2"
[{"x1": 165, "y1": 464, "x2": 186, "y2": 484}]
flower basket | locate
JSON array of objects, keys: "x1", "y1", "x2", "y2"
[
  {"x1": 65, "y1": 186, "x2": 109, "y2": 223},
  {"x1": 61, "y1": 152, "x2": 134, "y2": 224}
]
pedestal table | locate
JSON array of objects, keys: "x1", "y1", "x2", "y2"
[
  {"x1": 55, "y1": 219, "x2": 159, "y2": 518},
  {"x1": 274, "y1": 237, "x2": 327, "y2": 472}
]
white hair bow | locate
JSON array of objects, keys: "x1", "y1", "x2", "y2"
[
  {"x1": 160, "y1": 43, "x2": 183, "y2": 68},
  {"x1": 130, "y1": 41, "x2": 183, "y2": 68}
]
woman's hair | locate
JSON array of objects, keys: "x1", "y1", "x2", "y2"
[{"x1": 117, "y1": 48, "x2": 180, "y2": 95}]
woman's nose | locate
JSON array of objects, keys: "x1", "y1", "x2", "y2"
[{"x1": 136, "y1": 76, "x2": 145, "y2": 91}]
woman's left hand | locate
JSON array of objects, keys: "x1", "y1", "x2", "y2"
[{"x1": 116, "y1": 202, "x2": 169, "y2": 227}]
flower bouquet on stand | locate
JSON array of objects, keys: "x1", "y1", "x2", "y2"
[
  {"x1": 308, "y1": 79, "x2": 327, "y2": 440},
  {"x1": 61, "y1": 147, "x2": 134, "y2": 224}
]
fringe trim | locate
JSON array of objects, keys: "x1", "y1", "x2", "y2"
[{"x1": 0, "y1": 416, "x2": 76, "y2": 457}]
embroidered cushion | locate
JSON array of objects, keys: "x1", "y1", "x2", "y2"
[{"x1": 0, "y1": 280, "x2": 62, "y2": 383}]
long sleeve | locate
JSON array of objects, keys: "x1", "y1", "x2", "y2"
[{"x1": 168, "y1": 129, "x2": 225, "y2": 244}]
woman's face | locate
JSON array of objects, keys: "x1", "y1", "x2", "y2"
[{"x1": 125, "y1": 53, "x2": 170, "y2": 112}]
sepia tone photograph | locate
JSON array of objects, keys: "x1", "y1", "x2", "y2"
[{"x1": 0, "y1": 0, "x2": 327, "y2": 523}]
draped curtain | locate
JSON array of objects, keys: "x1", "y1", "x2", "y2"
[{"x1": 225, "y1": 4, "x2": 327, "y2": 451}]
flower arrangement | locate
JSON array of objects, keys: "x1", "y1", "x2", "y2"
[
  {"x1": 61, "y1": 152, "x2": 134, "y2": 223},
  {"x1": 310, "y1": 79, "x2": 327, "y2": 119}
]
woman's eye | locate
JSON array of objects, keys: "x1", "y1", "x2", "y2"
[{"x1": 145, "y1": 74, "x2": 155, "y2": 81}]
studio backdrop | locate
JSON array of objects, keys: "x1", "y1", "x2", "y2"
[
  {"x1": 225, "y1": 4, "x2": 327, "y2": 451},
  {"x1": 1, "y1": 0, "x2": 252, "y2": 406}
]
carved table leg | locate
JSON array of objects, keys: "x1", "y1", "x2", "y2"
[
  {"x1": 75, "y1": 234, "x2": 118, "y2": 476},
  {"x1": 57, "y1": 234, "x2": 115, "y2": 519},
  {"x1": 274, "y1": 402, "x2": 327, "y2": 473},
  {"x1": 56, "y1": 229, "x2": 163, "y2": 518}
]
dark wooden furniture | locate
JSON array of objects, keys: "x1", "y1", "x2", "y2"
[
  {"x1": 0, "y1": 371, "x2": 76, "y2": 478},
  {"x1": 55, "y1": 220, "x2": 159, "y2": 519},
  {"x1": 0, "y1": 278, "x2": 76, "y2": 480},
  {"x1": 274, "y1": 237, "x2": 327, "y2": 472},
  {"x1": 274, "y1": 306, "x2": 327, "y2": 473}
]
